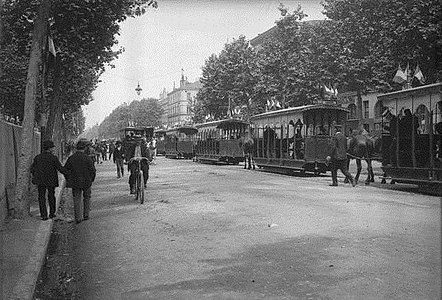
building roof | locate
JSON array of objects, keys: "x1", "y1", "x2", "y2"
[{"x1": 250, "y1": 20, "x2": 323, "y2": 47}]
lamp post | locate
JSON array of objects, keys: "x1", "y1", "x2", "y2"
[{"x1": 135, "y1": 82, "x2": 142, "y2": 96}]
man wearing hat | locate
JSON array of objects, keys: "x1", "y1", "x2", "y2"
[
  {"x1": 326, "y1": 125, "x2": 355, "y2": 187},
  {"x1": 31, "y1": 140, "x2": 67, "y2": 220},
  {"x1": 64, "y1": 138, "x2": 96, "y2": 223},
  {"x1": 113, "y1": 140, "x2": 125, "y2": 178}
]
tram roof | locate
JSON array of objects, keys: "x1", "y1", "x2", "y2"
[
  {"x1": 194, "y1": 118, "x2": 249, "y2": 129},
  {"x1": 250, "y1": 104, "x2": 348, "y2": 120},
  {"x1": 377, "y1": 82, "x2": 442, "y2": 100},
  {"x1": 120, "y1": 126, "x2": 154, "y2": 132}
]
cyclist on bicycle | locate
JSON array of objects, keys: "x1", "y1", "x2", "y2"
[{"x1": 124, "y1": 135, "x2": 151, "y2": 194}]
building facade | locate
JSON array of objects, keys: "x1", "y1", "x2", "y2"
[{"x1": 160, "y1": 74, "x2": 202, "y2": 128}]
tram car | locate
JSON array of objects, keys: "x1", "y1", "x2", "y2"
[
  {"x1": 154, "y1": 129, "x2": 167, "y2": 156},
  {"x1": 194, "y1": 119, "x2": 249, "y2": 164},
  {"x1": 379, "y1": 82, "x2": 442, "y2": 192},
  {"x1": 250, "y1": 104, "x2": 349, "y2": 174},
  {"x1": 164, "y1": 126, "x2": 198, "y2": 159},
  {"x1": 120, "y1": 126, "x2": 154, "y2": 162}
]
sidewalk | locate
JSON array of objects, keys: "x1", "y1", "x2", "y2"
[{"x1": 0, "y1": 179, "x2": 65, "y2": 300}]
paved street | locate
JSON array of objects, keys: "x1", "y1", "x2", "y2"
[{"x1": 44, "y1": 157, "x2": 441, "y2": 299}]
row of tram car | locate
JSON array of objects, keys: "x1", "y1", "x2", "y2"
[{"x1": 154, "y1": 82, "x2": 441, "y2": 194}]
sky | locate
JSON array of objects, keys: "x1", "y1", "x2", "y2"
[{"x1": 84, "y1": 0, "x2": 325, "y2": 128}]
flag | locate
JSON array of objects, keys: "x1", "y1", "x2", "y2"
[
  {"x1": 48, "y1": 36, "x2": 56, "y2": 57},
  {"x1": 392, "y1": 64, "x2": 406, "y2": 84},
  {"x1": 275, "y1": 100, "x2": 281, "y2": 109},
  {"x1": 404, "y1": 62, "x2": 410, "y2": 81},
  {"x1": 323, "y1": 83, "x2": 334, "y2": 96},
  {"x1": 331, "y1": 85, "x2": 338, "y2": 97},
  {"x1": 414, "y1": 63, "x2": 425, "y2": 84}
]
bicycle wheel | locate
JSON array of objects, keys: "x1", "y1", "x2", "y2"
[
  {"x1": 139, "y1": 171, "x2": 145, "y2": 204},
  {"x1": 135, "y1": 171, "x2": 141, "y2": 202}
]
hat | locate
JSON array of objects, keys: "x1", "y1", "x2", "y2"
[
  {"x1": 76, "y1": 139, "x2": 90, "y2": 150},
  {"x1": 42, "y1": 140, "x2": 55, "y2": 150}
]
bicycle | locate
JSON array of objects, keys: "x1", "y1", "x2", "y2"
[{"x1": 128, "y1": 157, "x2": 149, "y2": 204}]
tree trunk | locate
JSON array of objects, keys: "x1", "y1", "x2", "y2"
[
  {"x1": 14, "y1": 0, "x2": 50, "y2": 219},
  {"x1": 44, "y1": 56, "x2": 63, "y2": 141},
  {"x1": 0, "y1": 0, "x2": 4, "y2": 78}
]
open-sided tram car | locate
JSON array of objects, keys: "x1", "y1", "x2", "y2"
[
  {"x1": 164, "y1": 126, "x2": 198, "y2": 159},
  {"x1": 154, "y1": 129, "x2": 167, "y2": 156},
  {"x1": 379, "y1": 82, "x2": 442, "y2": 192},
  {"x1": 120, "y1": 126, "x2": 154, "y2": 162},
  {"x1": 250, "y1": 104, "x2": 349, "y2": 174},
  {"x1": 194, "y1": 119, "x2": 249, "y2": 164}
]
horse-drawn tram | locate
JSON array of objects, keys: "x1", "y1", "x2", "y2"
[
  {"x1": 250, "y1": 104, "x2": 349, "y2": 174},
  {"x1": 164, "y1": 126, "x2": 198, "y2": 159},
  {"x1": 194, "y1": 119, "x2": 249, "y2": 164},
  {"x1": 379, "y1": 82, "x2": 442, "y2": 192}
]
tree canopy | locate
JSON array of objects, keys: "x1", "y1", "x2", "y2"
[{"x1": 194, "y1": 0, "x2": 441, "y2": 120}]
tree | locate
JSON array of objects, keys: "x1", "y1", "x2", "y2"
[
  {"x1": 194, "y1": 36, "x2": 258, "y2": 122},
  {"x1": 14, "y1": 0, "x2": 50, "y2": 218},
  {"x1": 6, "y1": 0, "x2": 158, "y2": 218},
  {"x1": 320, "y1": 0, "x2": 442, "y2": 91},
  {"x1": 97, "y1": 98, "x2": 163, "y2": 140}
]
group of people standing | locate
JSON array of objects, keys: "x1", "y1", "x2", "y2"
[{"x1": 31, "y1": 139, "x2": 96, "y2": 223}]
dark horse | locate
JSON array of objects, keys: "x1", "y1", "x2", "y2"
[
  {"x1": 346, "y1": 134, "x2": 381, "y2": 185},
  {"x1": 239, "y1": 135, "x2": 255, "y2": 170}
]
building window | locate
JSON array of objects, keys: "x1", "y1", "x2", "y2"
[
  {"x1": 348, "y1": 103, "x2": 357, "y2": 119},
  {"x1": 363, "y1": 101, "x2": 369, "y2": 119},
  {"x1": 374, "y1": 100, "x2": 383, "y2": 119}
]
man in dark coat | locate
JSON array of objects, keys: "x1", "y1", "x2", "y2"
[
  {"x1": 113, "y1": 140, "x2": 125, "y2": 178},
  {"x1": 31, "y1": 140, "x2": 67, "y2": 220},
  {"x1": 326, "y1": 126, "x2": 355, "y2": 187},
  {"x1": 65, "y1": 138, "x2": 96, "y2": 223},
  {"x1": 126, "y1": 137, "x2": 151, "y2": 194}
]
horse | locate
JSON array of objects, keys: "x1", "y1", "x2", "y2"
[
  {"x1": 239, "y1": 135, "x2": 255, "y2": 170},
  {"x1": 346, "y1": 134, "x2": 381, "y2": 185}
]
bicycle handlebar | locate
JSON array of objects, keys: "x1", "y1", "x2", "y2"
[{"x1": 128, "y1": 157, "x2": 150, "y2": 164}]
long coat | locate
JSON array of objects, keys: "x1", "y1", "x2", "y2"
[
  {"x1": 31, "y1": 151, "x2": 66, "y2": 187},
  {"x1": 65, "y1": 150, "x2": 96, "y2": 189},
  {"x1": 330, "y1": 131, "x2": 348, "y2": 161}
]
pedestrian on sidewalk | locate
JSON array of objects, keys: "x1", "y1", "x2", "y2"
[
  {"x1": 113, "y1": 140, "x2": 125, "y2": 178},
  {"x1": 326, "y1": 125, "x2": 355, "y2": 187},
  {"x1": 31, "y1": 140, "x2": 67, "y2": 220},
  {"x1": 65, "y1": 138, "x2": 96, "y2": 224}
]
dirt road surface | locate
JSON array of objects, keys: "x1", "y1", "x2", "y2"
[{"x1": 35, "y1": 157, "x2": 441, "y2": 300}]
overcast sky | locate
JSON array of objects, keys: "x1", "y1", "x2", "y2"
[{"x1": 84, "y1": 0, "x2": 325, "y2": 128}]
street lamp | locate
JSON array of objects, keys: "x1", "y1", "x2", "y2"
[{"x1": 135, "y1": 82, "x2": 142, "y2": 96}]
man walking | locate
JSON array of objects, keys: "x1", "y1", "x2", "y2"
[
  {"x1": 113, "y1": 141, "x2": 125, "y2": 178},
  {"x1": 327, "y1": 125, "x2": 355, "y2": 187},
  {"x1": 31, "y1": 140, "x2": 67, "y2": 220},
  {"x1": 65, "y1": 139, "x2": 96, "y2": 223}
]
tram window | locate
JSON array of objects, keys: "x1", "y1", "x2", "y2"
[
  {"x1": 363, "y1": 101, "x2": 369, "y2": 119},
  {"x1": 416, "y1": 104, "x2": 430, "y2": 134}
]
